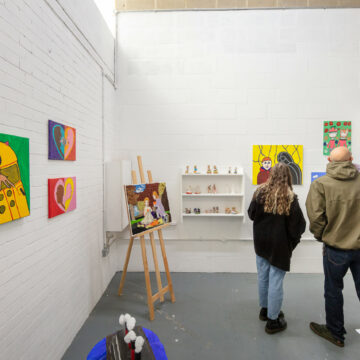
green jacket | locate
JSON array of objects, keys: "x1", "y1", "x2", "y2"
[{"x1": 306, "y1": 161, "x2": 360, "y2": 250}]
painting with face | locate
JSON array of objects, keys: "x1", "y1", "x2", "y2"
[
  {"x1": 253, "y1": 145, "x2": 303, "y2": 185},
  {"x1": 48, "y1": 177, "x2": 76, "y2": 218},
  {"x1": 48, "y1": 120, "x2": 76, "y2": 161},
  {"x1": 0, "y1": 134, "x2": 30, "y2": 225},
  {"x1": 125, "y1": 182, "x2": 171, "y2": 236},
  {"x1": 323, "y1": 121, "x2": 351, "y2": 156}
]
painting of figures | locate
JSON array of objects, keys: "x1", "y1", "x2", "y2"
[
  {"x1": 253, "y1": 145, "x2": 303, "y2": 185},
  {"x1": 0, "y1": 134, "x2": 30, "y2": 225},
  {"x1": 48, "y1": 120, "x2": 76, "y2": 160},
  {"x1": 125, "y1": 182, "x2": 171, "y2": 236},
  {"x1": 323, "y1": 121, "x2": 351, "y2": 156},
  {"x1": 48, "y1": 177, "x2": 77, "y2": 218}
]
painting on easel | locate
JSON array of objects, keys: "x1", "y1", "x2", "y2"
[{"x1": 125, "y1": 182, "x2": 171, "y2": 236}]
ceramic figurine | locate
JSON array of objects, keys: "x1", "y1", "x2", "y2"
[
  {"x1": 228, "y1": 166, "x2": 232, "y2": 174},
  {"x1": 207, "y1": 165, "x2": 212, "y2": 174},
  {"x1": 215, "y1": 206, "x2": 219, "y2": 214},
  {"x1": 194, "y1": 165, "x2": 198, "y2": 174},
  {"x1": 212, "y1": 184, "x2": 217, "y2": 194},
  {"x1": 207, "y1": 185, "x2": 212, "y2": 193},
  {"x1": 185, "y1": 208, "x2": 192, "y2": 214},
  {"x1": 213, "y1": 165, "x2": 218, "y2": 174},
  {"x1": 225, "y1": 207, "x2": 231, "y2": 214},
  {"x1": 234, "y1": 167, "x2": 238, "y2": 174},
  {"x1": 185, "y1": 165, "x2": 189, "y2": 174},
  {"x1": 231, "y1": 206, "x2": 240, "y2": 214},
  {"x1": 186, "y1": 186, "x2": 193, "y2": 194}
]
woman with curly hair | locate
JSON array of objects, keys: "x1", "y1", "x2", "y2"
[{"x1": 248, "y1": 162, "x2": 306, "y2": 334}]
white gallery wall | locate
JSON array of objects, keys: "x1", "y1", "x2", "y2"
[
  {"x1": 115, "y1": 9, "x2": 360, "y2": 272},
  {"x1": 0, "y1": 0, "x2": 119, "y2": 359}
]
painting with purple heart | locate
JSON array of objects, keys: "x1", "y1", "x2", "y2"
[
  {"x1": 48, "y1": 120, "x2": 76, "y2": 161},
  {"x1": 48, "y1": 177, "x2": 76, "y2": 219}
]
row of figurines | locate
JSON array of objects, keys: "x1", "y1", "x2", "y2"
[
  {"x1": 185, "y1": 184, "x2": 236, "y2": 194},
  {"x1": 185, "y1": 165, "x2": 239, "y2": 174},
  {"x1": 184, "y1": 206, "x2": 241, "y2": 214}
]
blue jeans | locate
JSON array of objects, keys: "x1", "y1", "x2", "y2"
[
  {"x1": 256, "y1": 255, "x2": 286, "y2": 320},
  {"x1": 323, "y1": 245, "x2": 360, "y2": 341}
]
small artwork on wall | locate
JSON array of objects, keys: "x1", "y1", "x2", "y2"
[
  {"x1": 125, "y1": 182, "x2": 171, "y2": 236},
  {"x1": 0, "y1": 134, "x2": 30, "y2": 225},
  {"x1": 48, "y1": 120, "x2": 76, "y2": 160},
  {"x1": 253, "y1": 145, "x2": 303, "y2": 185},
  {"x1": 48, "y1": 177, "x2": 76, "y2": 218},
  {"x1": 323, "y1": 121, "x2": 351, "y2": 156},
  {"x1": 311, "y1": 172, "x2": 326, "y2": 183}
]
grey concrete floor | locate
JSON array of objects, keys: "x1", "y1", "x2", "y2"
[{"x1": 63, "y1": 272, "x2": 360, "y2": 360}]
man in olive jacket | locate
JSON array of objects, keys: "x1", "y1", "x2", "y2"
[{"x1": 306, "y1": 146, "x2": 360, "y2": 347}]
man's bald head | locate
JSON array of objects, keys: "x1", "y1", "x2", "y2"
[{"x1": 329, "y1": 147, "x2": 353, "y2": 162}]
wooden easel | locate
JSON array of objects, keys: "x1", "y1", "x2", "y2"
[{"x1": 118, "y1": 156, "x2": 176, "y2": 320}]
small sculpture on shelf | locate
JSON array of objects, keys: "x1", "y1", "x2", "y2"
[
  {"x1": 225, "y1": 207, "x2": 231, "y2": 214},
  {"x1": 186, "y1": 185, "x2": 193, "y2": 194},
  {"x1": 228, "y1": 166, "x2": 232, "y2": 174},
  {"x1": 213, "y1": 165, "x2": 218, "y2": 174},
  {"x1": 207, "y1": 165, "x2": 212, "y2": 174},
  {"x1": 231, "y1": 206, "x2": 240, "y2": 214},
  {"x1": 194, "y1": 165, "x2": 199, "y2": 174},
  {"x1": 185, "y1": 165, "x2": 189, "y2": 174},
  {"x1": 194, "y1": 208, "x2": 201, "y2": 214},
  {"x1": 234, "y1": 166, "x2": 238, "y2": 174},
  {"x1": 185, "y1": 208, "x2": 192, "y2": 214},
  {"x1": 212, "y1": 184, "x2": 217, "y2": 194},
  {"x1": 207, "y1": 184, "x2": 212, "y2": 193}
]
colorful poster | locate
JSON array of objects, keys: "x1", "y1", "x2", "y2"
[
  {"x1": 48, "y1": 177, "x2": 76, "y2": 218},
  {"x1": 0, "y1": 134, "x2": 30, "y2": 225},
  {"x1": 253, "y1": 145, "x2": 303, "y2": 185},
  {"x1": 125, "y1": 182, "x2": 171, "y2": 236},
  {"x1": 323, "y1": 121, "x2": 351, "y2": 156},
  {"x1": 311, "y1": 172, "x2": 326, "y2": 183},
  {"x1": 48, "y1": 120, "x2": 76, "y2": 160}
]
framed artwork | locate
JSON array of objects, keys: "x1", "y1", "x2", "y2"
[
  {"x1": 0, "y1": 134, "x2": 30, "y2": 225},
  {"x1": 48, "y1": 177, "x2": 76, "y2": 218},
  {"x1": 323, "y1": 121, "x2": 351, "y2": 156},
  {"x1": 125, "y1": 182, "x2": 171, "y2": 236},
  {"x1": 253, "y1": 145, "x2": 303, "y2": 185},
  {"x1": 311, "y1": 172, "x2": 326, "y2": 183},
  {"x1": 48, "y1": 120, "x2": 76, "y2": 160}
]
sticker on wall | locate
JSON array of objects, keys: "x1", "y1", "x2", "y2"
[
  {"x1": 323, "y1": 121, "x2": 351, "y2": 156},
  {"x1": 253, "y1": 145, "x2": 303, "y2": 185},
  {"x1": 311, "y1": 172, "x2": 326, "y2": 183},
  {"x1": 0, "y1": 134, "x2": 30, "y2": 225},
  {"x1": 48, "y1": 120, "x2": 76, "y2": 160},
  {"x1": 48, "y1": 177, "x2": 76, "y2": 218},
  {"x1": 125, "y1": 182, "x2": 171, "y2": 236}
]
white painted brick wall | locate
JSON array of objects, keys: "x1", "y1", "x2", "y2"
[
  {"x1": 115, "y1": 9, "x2": 360, "y2": 273},
  {"x1": 0, "y1": 0, "x2": 119, "y2": 359}
]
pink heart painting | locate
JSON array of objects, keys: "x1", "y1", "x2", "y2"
[
  {"x1": 48, "y1": 177, "x2": 76, "y2": 218},
  {"x1": 64, "y1": 127, "x2": 75, "y2": 160}
]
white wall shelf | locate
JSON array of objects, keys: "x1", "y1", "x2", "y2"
[
  {"x1": 180, "y1": 167, "x2": 245, "y2": 222},
  {"x1": 183, "y1": 213, "x2": 244, "y2": 217}
]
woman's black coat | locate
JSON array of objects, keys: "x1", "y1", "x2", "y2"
[{"x1": 248, "y1": 192, "x2": 306, "y2": 271}]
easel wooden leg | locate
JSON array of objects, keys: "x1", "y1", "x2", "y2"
[
  {"x1": 158, "y1": 229, "x2": 176, "y2": 303},
  {"x1": 140, "y1": 235, "x2": 155, "y2": 321},
  {"x1": 118, "y1": 236, "x2": 134, "y2": 296},
  {"x1": 149, "y1": 232, "x2": 164, "y2": 302}
]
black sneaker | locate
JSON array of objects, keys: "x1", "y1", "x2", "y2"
[
  {"x1": 259, "y1": 308, "x2": 284, "y2": 321},
  {"x1": 265, "y1": 316, "x2": 287, "y2": 334},
  {"x1": 309, "y1": 322, "x2": 344, "y2": 348}
]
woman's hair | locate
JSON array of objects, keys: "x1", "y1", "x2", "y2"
[
  {"x1": 152, "y1": 191, "x2": 159, "y2": 198},
  {"x1": 257, "y1": 163, "x2": 294, "y2": 216},
  {"x1": 144, "y1": 197, "x2": 149, "y2": 203}
]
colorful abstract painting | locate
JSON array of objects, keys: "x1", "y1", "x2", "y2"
[
  {"x1": 311, "y1": 172, "x2": 326, "y2": 183},
  {"x1": 323, "y1": 121, "x2": 351, "y2": 156},
  {"x1": 253, "y1": 145, "x2": 303, "y2": 185},
  {"x1": 125, "y1": 182, "x2": 171, "y2": 236},
  {"x1": 0, "y1": 134, "x2": 30, "y2": 225},
  {"x1": 48, "y1": 120, "x2": 76, "y2": 160},
  {"x1": 48, "y1": 177, "x2": 76, "y2": 218}
]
